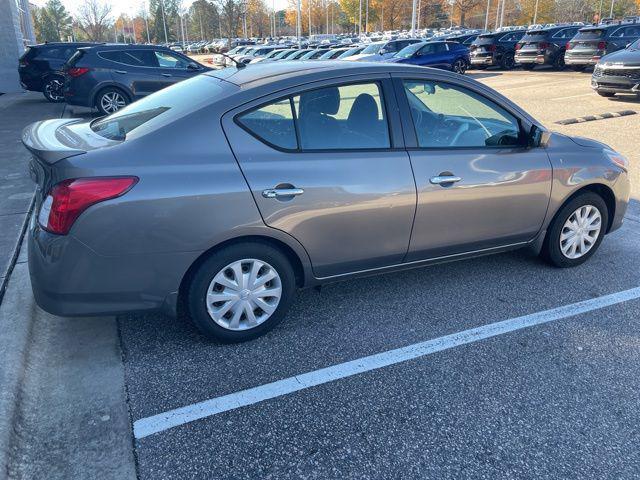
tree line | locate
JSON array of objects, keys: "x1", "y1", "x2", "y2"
[{"x1": 31, "y1": 0, "x2": 639, "y2": 44}]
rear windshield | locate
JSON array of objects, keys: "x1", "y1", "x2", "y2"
[
  {"x1": 90, "y1": 75, "x2": 224, "y2": 140},
  {"x1": 474, "y1": 34, "x2": 497, "y2": 45},
  {"x1": 521, "y1": 31, "x2": 549, "y2": 41},
  {"x1": 573, "y1": 28, "x2": 606, "y2": 40}
]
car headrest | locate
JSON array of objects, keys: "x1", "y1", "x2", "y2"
[
  {"x1": 299, "y1": 87, "x2": 340, "y2": 117},
  {"x1": 347, "y1": 93, "x2": 379, "y2": 125}
]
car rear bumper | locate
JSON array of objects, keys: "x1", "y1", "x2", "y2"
[
  {"x1": 28, "y1": 220, "x2": 195, "y2": 317},
  {"x1": 564, "y1": 54, "x2": 599, "y2": 66},
  {"x1": 470, "y1": 55, "x2": 496, "y2": 66},
  {"x1": 515, "y1": 53, "x2": 547, "y2": 64}
]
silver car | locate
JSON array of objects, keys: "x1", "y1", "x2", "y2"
[{"x1": 23, "y1": 62, "x2": 630, "y2": 342}]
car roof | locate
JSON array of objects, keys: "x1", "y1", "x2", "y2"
[
  {"x1": 207, "y1": 61, "x2": 448, "y2": 87},
  {"x1": 79, "y1": 44, "x2": 173, "y2": 51}
]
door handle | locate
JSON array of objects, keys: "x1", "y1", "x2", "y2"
[
  {"x1": 161, "y1": 73, "x2": 171, "y2": 77},
  {"x1": 430, "y1": 175, "x2": 462, "y2": 185},
  {"x1": 115, "y1": 70, "x2": 127, "y2": 74},
  {"x1": 262, "y1": 188, "x2": 304, "y2": 199}
]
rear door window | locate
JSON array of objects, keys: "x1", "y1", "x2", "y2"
[{"x1": 237, "y1": 99, "x2": 297, "y2": 150}]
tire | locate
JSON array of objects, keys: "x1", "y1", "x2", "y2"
[
  {"x1": 553, "y1": 53, "x2": 566, "y2": 70},
  {"x1": 521, "y1": 63, "x2": 536, "y2": 70},
  {"x1": 500, "y1": 53, "x2": 515, "y2": 70},
  {"x1": 597, "y1": 91, "x2": 615, "y2": 97},
  {"x1": 187, "y1": 242, "x2": 297, "y2": 343},
  {"x1": 452, "y1": 58, "x2": 467, "y2": 74},
  {"x1": 95, "y1": 87, "x2": 129, "y2": 116},
  {"x1": 42, "y1": 76, "x2": 65, "y2": 103},
  {"x1": 541, "y1": 192, "x2": 608, "y2": 268}
]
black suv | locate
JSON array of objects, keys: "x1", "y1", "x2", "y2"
[
  {"x1": 515, "y1": 25, "x2": 582, "y2": 69},
  {"x1": 565, "y1": 20, "x2": 640, "y2": 70},
  {"x1": 63, "y1": 44, "x2": 210, "y2": 115},
  {"x1": 591, "y1": 38, "x2": 640, "y2": 97},
  {"x1": 469, "y1": 30, "x2": 526, "y2": 69},
  {"x1": 18, "y1": 42, "x2": 95, "y2": 102}
]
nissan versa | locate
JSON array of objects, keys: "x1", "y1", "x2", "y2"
[{"x1": 22, "y1": 62, "x2": 630, "y2": 342}]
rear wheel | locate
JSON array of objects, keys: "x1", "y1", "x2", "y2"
[
  {"x1": 500, "y1": 53, "x2": 516, "y2": 70},
  {"x1": 42, "y1": 76, "x2": 64, "y2": 102},
  {"x1": 452, "y1": 59, "x2": 467, "y2": 74},
  {"x1": 187, "y1": 243, "x2": 297, "y2": 343},
  {"x1": 542, "y1": 192, "x2": 608, "y2": 268},
  {"x1": 95, "y1": 87, "x2": 129, "y2": 115},
  {"x1": 553, "y1": 53, "x2": 566, "y2": 70}
]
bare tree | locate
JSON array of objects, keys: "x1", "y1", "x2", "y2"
[
  {"x1": 77, "y1": 0, "x2": 112, "y2": 41},
  {"x1": 454, "y1": 0, "x2": 481, "y2": 26}
]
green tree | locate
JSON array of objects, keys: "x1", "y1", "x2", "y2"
[{"x1": 46, "y1": 0, "x2": 72, "y2": 40}]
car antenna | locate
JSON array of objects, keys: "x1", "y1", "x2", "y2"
[{"x1": 216, "y1": 52, "x2": 246, "y2": 69}]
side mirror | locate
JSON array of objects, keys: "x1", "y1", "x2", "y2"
[
  {"x1": 528, "y1": 125, "x2": 546, "y2": 148},
  {"x1": 379, "y1": 48, "x2": 387, "y2": 55}
]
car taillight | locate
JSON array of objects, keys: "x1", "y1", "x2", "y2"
[
  {"x1": 67, "y1": 67, "x2": 90, "y2": 77},
  {"x1": 488, "y1": 44, "x2": 497, "y2": 52},
  {"x1": 566, "y1": 42, "x2": 572, "y2": 50},
  {"x1": 515, "y1": 43, "x2": 521, "y2": 50},
  {"x1": 597, "y1": 41, "x2": 606, "y2": 50},
  {"x1": 39, "y1": 177, "x2": 138, "y2": 235},
  {"x1": 538, "y1": 42, "x2": 549, "y2": 50}
]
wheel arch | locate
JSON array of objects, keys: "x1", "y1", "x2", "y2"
[
  {"x1": 550, "y1": 183, "x2": 616, "y2": 233},
  {"x1": 91, "y1": 83, "x2": 133, "y2": 108},
  {"x1": 177, "y1": 234, "x2": 310, "y2": 310}
]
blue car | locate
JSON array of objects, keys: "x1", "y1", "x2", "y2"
[
  {"x1": 349, "y1": 39, "x2": 423, "y2": 62},
  {"x1": 387, "y1": 41, "x2": 470, "y2": 74}
]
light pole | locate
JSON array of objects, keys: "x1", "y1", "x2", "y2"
[
  {"x1": 297, "y1": 0, "x2": 301, "y2": 46},
  {"x1": 532, "y1": 0, "x2": 539, "y2": 24},
  {"x1": 484, "y1": 0, "x2": 490, "y2": 30},
  {"x1": 144, "y1": 2, "x2": 151, "y2": 43},
  {"x1": 160, "y1": 0, "x2": 168, "y2": 43},
  {"x1": 308, "y1": 0, "x2": 312, "y2": 36},
  {"x1": 410, "y1": 0, "x2": 417, "y2": 35},
  {"x1": 499, "y1": 0, "x2": 506, "y2": 29},
  {"x1": 365, "y1": 0, "x2": 369, "y2": 34},
  {"x1": 609, "y1": 0, "x2": 615, "y2": 17},
  {"x1": 494, "y1": 0, "x2": 501, "y2": 29},
  {"x1": 358, "y1": 0, "x2": 362, "y2": 36}
]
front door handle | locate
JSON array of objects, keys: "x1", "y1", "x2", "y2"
[
  {"x1": 430, "y1": 175, "x2": 462, "y2": 185},
  {"x1": 262, "y1": 188, "x2": 304, "y2": 199}
]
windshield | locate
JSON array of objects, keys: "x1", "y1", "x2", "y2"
[
  {"x1": 90, "y1": 75, "x2": 224, "y2": 141},
  {"x1": 362, "y1": 43, "x2": 383, "y2": 54},
  {"x1": 573, "y1": 28, "x2": 605, "y2": 40},
  {"x1": 395, "y1": 42, "x2": 425, "y2": 59}
]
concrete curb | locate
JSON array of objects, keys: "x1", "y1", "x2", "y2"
[
  {"x1": 0, "y1": 196, "x2": 34, "y2": 305},
  {"x1": 555, "y1": 110, "x2": 637, "y2": 125}
]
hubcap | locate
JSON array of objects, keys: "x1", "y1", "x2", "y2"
[
  {"x1": 206, "y1": 259, "x2": 282, "y2": 331},
  {"x1": 100, "y1": 91, "x2": 126, "y2": 113},
  {"x1": 454, "y1": 60, "x2": 466, "y2": 74},
  {"x1": 559, "y1": 205, "x2": 602, "y2": 259},
  {"x1": 45, "y1": 79, "x2": 63, "y2": 101}
]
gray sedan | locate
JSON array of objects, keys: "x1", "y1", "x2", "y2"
[{"x1": 23, "y1": 62, "x2": 630, "y2": 342}]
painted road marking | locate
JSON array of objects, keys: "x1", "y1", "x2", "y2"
[{"x1": 133, "y1": 287, "x2": 640, "y2": 439}]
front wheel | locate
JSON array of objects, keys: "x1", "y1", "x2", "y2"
[
  {"x1": 42, "y1": 77, "x2": 64, "y2": 102},
  {"x1": 542, "y1": 193, "x2": 608, "y2": 268},
  {"x1": 452, "y1": 59, "x2": 468, "y2": 74},
  {"x1": 187, "y1": 243, "x2": 297, "y2": 342},
  {"x1": 96, "y1": 88, "x2": 129, "y2": 115}
]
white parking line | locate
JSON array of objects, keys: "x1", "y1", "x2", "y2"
[
  {"x1": 548, "y1": 93, "x2": 593, "y2": 101},
  {"x1": 133, "y1": 287, "x2": 640, "y2": 440}
]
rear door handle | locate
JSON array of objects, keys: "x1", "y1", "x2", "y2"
[
  {"x1": 115, "y1": 70, "x2": 127, "y2": 74},
  {"x1": 262, "y1": 188, "x2": 304, "y2": 199},
  {"x1": 430, "y1": 175, "x2": 462, "y2": 185}
]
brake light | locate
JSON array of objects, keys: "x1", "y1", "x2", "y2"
[
  {"x1": 67, "y1": 67, "x2": 89, "y2": 77},
  {"x1": 538, "y1": 42, "x2": 549, "y2": 50},
  {"x1": 515, "y1": 43, "x2": 521, "y2": 50},
  {"x1": 597, "y1": 41, "x2": 606, "y2": 50},
  {"x1": 39, "y1": 177, "x2": 138, "y2": 235},
  {"x1": 566, "y1": 42, "x2": 572, "y2": 50}
]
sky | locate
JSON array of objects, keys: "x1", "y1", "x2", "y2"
[{"x1": 32, "y1": 0, "x2": 290, "y2": 17}]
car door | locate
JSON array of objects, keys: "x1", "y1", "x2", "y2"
[
  {"x1": 154, "y1": 50, "x2": 200, "y2": 87},
  {"x1": 392, "y1": 75, "x2": 552, "y2": 261},
  {"x1": 222, "y1": 76, "x2": 417, "y2": 278},
  {"x1": 99, "y1": 49, "x2": 163, "y2": 99}
]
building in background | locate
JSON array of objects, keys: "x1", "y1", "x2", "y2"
[{"x1": 0, "y1": 0, "x2": 34, "y2": 93}]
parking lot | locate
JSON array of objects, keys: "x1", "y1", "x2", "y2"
[
  {"x1": 5, "y1": 69, "x2": 640, "y2": 479},
  {"x1": 124, "y1": 69, "x2": 640, "y2": 478}
]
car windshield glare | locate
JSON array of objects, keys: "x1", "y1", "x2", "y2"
[
  {"x1": 395, "y1": 43, "x2": 424, "y2": 58},
  {"x1": 90, "y1": 75, "x2": 223, "y2": 140},
  {"x1": 362, "y1": 43, "x2": 382, "y2": 54}
]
